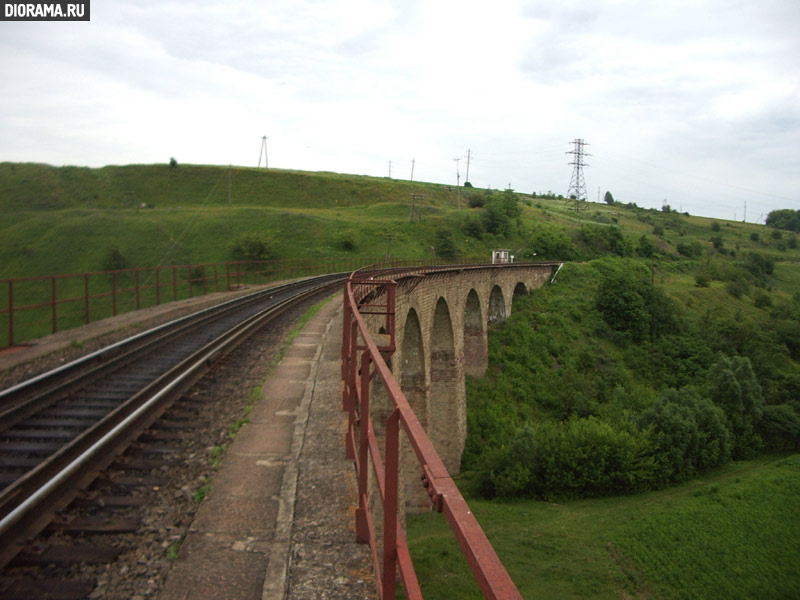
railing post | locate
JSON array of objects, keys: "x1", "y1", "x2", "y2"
[
  {"x1": 8, "y1": 280, "x2": 14, "y2": 347},
  {"x1": 383, "y1": 408, "x2": 400, "y2": 600},
  {"x1": 202, "y1": 265, "x2": 207, "y2": 296},
  {"x1": 356, "y1": 351, "x2": 372, "y2": 543},
  {"x1": 84, "y1": 274, "x2": 90, "y2": 325},
  {"x1": 112, "y1": 273, "x2": 117, "y2": 316},
  {"x1": 213, "y1": 264, "x2": 219, "y2": 292},
  {"x1": 188, "y1": 267, "x2": 193, "y2": 298},
  {"x1": 156, "y1": 267, "x2": 161, "y2": 306},
  {"x1": 135, "y1": 269, "x2": 141, "y2": 310},
  {"x1": 226, "y1": 263, "x2": 231, "y2": 291},
  {"x1": 51, "y1": 276, "x2": 57, "y2": 334}
]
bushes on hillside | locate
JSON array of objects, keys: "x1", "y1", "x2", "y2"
[
  {"x1": 638, "y1": 388, "x2": 731, "y2": 484},
  {"x1": 479, "y1": 418, "x2": 654, "y2": 500},
  {"x1": 593, "y1": 258, "x2": 678, "y2": 342},
  {"x1": 466, "y1": 259, "x2": 800, "y2": 502}
]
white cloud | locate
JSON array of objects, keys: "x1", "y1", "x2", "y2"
[{"x1": 0, "y1": 0, "x2": 798, "y2": 220}]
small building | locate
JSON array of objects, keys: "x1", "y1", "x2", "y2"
[{"x1": 491, "y1": 249, "x2": 514, "y2": 264}]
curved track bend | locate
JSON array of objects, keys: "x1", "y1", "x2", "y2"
[{"x1": 0, "y1": 273, "x2": 346, "y2": 572}]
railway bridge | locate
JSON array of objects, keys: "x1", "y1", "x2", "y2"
[{"x1": 342, "y1": 261, "x2": 561, "y2": 598}]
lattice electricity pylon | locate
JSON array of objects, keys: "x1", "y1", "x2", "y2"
[{"x1": 566, "y1": 138, "x2": 591, "y2": 212}]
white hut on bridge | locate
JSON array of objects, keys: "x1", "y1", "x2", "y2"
[{"x1": 491, "y1": 249, "x2": 514, "y2": 264}]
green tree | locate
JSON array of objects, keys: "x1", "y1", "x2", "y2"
[
  {"x1": 757, "y1": 404, "x2": 800, "y2": 450},
  {"x1": 434, "y1": 229, "x2": 458, "y2": 258},
  {"x1": 594, "y1": 258, "x2": 678, "y2": 342},
  {"x1": 638, "y1": 396, "x2": 700, "y2": 483},
  {"x1": 707, "y1": 356, "x2": 764, "y2": 459},
  {"x1": 604, "y1": 191, "x2": 615, "y2": 205},
  {"x1": 766, "y1": 209, "x2": 800, "y2": 232},
  {"x1": 482, "y1": 200, "x2": 510, "y2": 236},
  {"x1": 637, "y1": 234, "x2": 657, "y2": 258}
]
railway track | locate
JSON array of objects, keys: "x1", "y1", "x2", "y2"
[{"x1": 0, "y1": 273, "x2": 345, "y2": 597}]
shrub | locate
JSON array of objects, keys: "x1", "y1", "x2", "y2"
[
  {"x1": 694, "y1": 271, "x2": 711, "y2": 287},
  {"x1": 228, "y1": 232, "x2": 276, "y2": 262},
  {"x1": 434, "y1": 229, "x2": 458, "y2": 258},
  {"x1": 335, "y1": 230, "x2": 358, "y2": 252},
  {"x1": 463, "y1": 216, "x2": 483, "y2": 239},
  {"x1": 754, "y1": 290, "x2": 773, "y2": 309},
  {"x1": 102, "y1": 247, "x2": 130, "y2": 272},
  {"x1": 481, "y1": 419, "x2": 654, "y2": 500},
  {"x1": 677, "y1": 241, "x2": 702, "y2": 258}
]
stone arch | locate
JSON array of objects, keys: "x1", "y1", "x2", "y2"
[
  {"x1": 399, "y1": 308, "x2": 429, "y2": 512},
  {"x1": 488, "y1": 285, "x2": 506, "y2": 324},
  {"x1": 513, "y1": 281, "x2": 528, "y2": 300},
  {"x1": 463, "y1": 289, "x2": 487, "y2": 377},
  {"x1": 399, "y1": 308, "x2": 426, "y2": 415},
  {"x1": 429, "y1": 297, "x2": 461, "y2": 474}
]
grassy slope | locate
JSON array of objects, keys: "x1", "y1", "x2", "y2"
[
  {"x1": 2, "y1": 161, "x2": 796, "y2": 279},
  {"x1": 407, "y1": 454, "x2": 800, "y2": 599},
  {"x1": 0, "y1": 162, "x2": 494, "y2": 277}
]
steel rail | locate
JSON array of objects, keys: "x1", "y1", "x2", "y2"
[
  {"x1": 0, "y1": 275, "x2": 341, "y2": 426},
  {"x1": 0, "y1": 274, "x2": 345, "y2": 569}
]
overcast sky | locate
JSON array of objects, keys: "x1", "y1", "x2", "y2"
[{"x1": 1, "y1": 0, "x2": 798, "y2": 221}]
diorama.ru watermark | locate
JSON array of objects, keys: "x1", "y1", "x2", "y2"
[{"x1": 2, "y1": 1, "x2": 90, "y2": 20}]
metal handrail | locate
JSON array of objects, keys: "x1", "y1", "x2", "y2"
[{"x1": 342, "y1": 266, "x2": 522, "y2": 600}]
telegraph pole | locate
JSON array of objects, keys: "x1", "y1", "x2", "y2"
[
  {"x1": 453, "y1": 158, "x2": 461, "y2": 209},
  {"x1": 409, "y1": 193, "x2": 424, "y2": 223},
  {"x1": 387, "y1": 160, "x2": 392, "y2": 178},
  {"x1": 566, "y1": 138, "x2": 590, "y2": 213},
  {"x1": 258, "y1": 136, "x2": 268, "y2": 168},
  {"x1": 410, "y1": 158, "x2": 415, "y2": 182},
  {"x1": 465, "y1": 149, "x2": 472, "y2": 184}
]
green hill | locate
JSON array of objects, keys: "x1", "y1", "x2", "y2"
[{"x1": 2, "y1": 161, "x2": 797, "y2": 280}]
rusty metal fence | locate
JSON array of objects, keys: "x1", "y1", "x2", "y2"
[
  {"x1": 342, "y1": 266, "x2": 522, "y2": 599},
  {"x1": 0, "y1": 257, "x2": 442, "y2": 349}
]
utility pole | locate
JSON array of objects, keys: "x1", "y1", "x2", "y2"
[
  {"x1": 387, "y1": 160, "x2": 392, "y2": 178},
  {"x1": 409, "y1": 193, "x2": 424, "y2": 223},
  {"x1": 465, "y1": 149, "x2": 472, "y2": 184},
  {"x1": 566, "y1": 138, "x2": 590, "y2": 214},
  {"x1": 453, "y1": 158, "x2": 461, "y2": 209},
  {"x1": 410, "y1": 158, "x2": 415, "y2": 182},
  {"x1": 384, "y1": 234, "x2": 396, "y2": 262},
  {"x1": 258, "y1": 136, "x2": 268, "y2": 168}
]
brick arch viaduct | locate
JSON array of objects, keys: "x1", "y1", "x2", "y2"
[{"x1": 355, "y1": 263, "x2": 559, "y2": 512}]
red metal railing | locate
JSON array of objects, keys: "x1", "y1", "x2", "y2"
[
  {"x1": 342, "y1": 266, "x2": 522, "y2": 599},
  {"x1": 0, "y1": 257, "x2": 456, "y2": 349}
]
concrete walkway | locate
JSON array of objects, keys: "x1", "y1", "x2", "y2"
[{"x1": 158, "y1": 297, "x2": 376, "y2": 599}]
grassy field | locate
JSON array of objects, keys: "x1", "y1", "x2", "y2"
[
  {"x1": 2, "y1": 162, "x2": 797, "y2": 281},
  {"x1": 406, "y1": 454, "x2": 800, "y2": 599}
]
